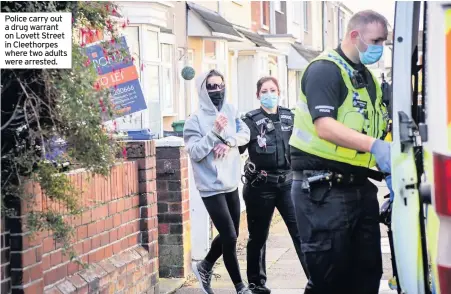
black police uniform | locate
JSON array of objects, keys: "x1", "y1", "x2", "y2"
[
  {"x1": 239, "y1": 106, "x2": 308, "y2": 291},
  {"x1": 290, "y1": 45, "x2": 383, "y2": 294}
]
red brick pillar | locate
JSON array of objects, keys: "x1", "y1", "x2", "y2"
[
  {"x1": 1, "y1": 216, "x2": 11, "y2": 294},
  {"x1": 155, "y1": 137, "x2": 191, "y2": 278},
  {"x1": 9, "y1": 183, "x2": 45, "y2": 294},
  {"x1": 125, "y1": 141, "x2": 159, "y2": 290}
]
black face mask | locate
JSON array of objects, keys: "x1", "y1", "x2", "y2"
[{"x1": 208, "y1": 90, "x2": 225, "y2": 110}]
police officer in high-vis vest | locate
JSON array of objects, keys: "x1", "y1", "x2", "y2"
[
  {"x1": 239, "y1": 76, "x2": 308, "y2": 293},
  {"x1": 289, "y1": 10, "x2": 392, "y2": 294}
]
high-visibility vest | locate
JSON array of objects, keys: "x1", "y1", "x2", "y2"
[{"x1": 289, "y1": 50, "x2": 389, "y2": 168}]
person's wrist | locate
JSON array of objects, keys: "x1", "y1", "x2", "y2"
[
  {"x1": 368, "y1": 137, "x2": 378, "y2": 153},
  {"x1": 212, "y1": 126, "x2": 221, "y2": 135},
  {"x1": 226, "y1": 138, "x2": 236, "y2": 148}
]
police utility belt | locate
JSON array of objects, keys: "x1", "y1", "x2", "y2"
[
  {"x1": 293, "y1": 169, "x2": 384, "y2": 192},
  {"x1": 242, "y1": 161, "x2": 292, "y2": 187}
]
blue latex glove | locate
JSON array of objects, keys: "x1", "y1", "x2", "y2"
[
  {"x1": 385, "y1": 175, "x2": 394, "y2": 201},
  {"x1": 370, "y1": 139, "x2": 391, "y2": 174}
]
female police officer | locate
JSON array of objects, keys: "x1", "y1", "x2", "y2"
[{"x1": 239, "y1": 77, "x2": 308, "y2": 294}]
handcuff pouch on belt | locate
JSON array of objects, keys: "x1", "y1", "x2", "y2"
[
  {"x1": 241, "y1": 161, "x2": 267, "y2": 187},
  {"x1": 300, "y1": 171, "x2": 334, "y2": 192},
  {"x1": 297, "y1": 170, "x2": 366, "y2": 192}
]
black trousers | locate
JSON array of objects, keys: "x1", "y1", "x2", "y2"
[
  {"x1": 243, "y1": 182, "x2": 308, "y2": 286},
  {"x1": 202, "y1": 189, "x2": 243, "y2": 285},
  {"x1": 291, "y1": 179, "x2": 383, "y2": 294}
]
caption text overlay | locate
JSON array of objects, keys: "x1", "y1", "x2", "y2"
[{"x1": 0, "y1": 12, "x2": 72, "y2": 69}]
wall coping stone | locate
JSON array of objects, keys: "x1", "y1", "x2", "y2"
[
  {"x1": 43, "y1": 247, "x2": 158, "y2": 294},
  {"x1": 155, "y1": 136, "x2": 184, "y2": 148}
]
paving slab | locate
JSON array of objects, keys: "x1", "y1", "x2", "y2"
[{"x1": 160, "y1": 278, "x2": 186, "y2": 294}]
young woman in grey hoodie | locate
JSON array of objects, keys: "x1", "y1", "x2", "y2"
[{"x1": 183, "y1": 69, "x2": 252, "y2": 294}]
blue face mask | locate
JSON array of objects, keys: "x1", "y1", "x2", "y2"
[
  {"x1": 356, "y1": 36, "x2": 384, "y2": 65},
  {"x1": 260, "y1": 93, "x2": 279, "y2": 109}
]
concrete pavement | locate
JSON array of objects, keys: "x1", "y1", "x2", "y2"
[{"x1": 175, "y1": 181, "x2": 397, "y2": 294}]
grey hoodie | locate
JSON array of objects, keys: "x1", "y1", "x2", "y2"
[{"x1": 183, "y1": 71, "x2": 250, "y2": 197}]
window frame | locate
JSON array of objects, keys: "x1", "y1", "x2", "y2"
[
  {"x1": 303, "y1": 2, "x2": 309, "y2": 32},
  {"x1": 293, "y1": 2, "x2": 302, "y2": 24},
  {"x1": 161, "y1": 43, "x2": 175, "y2": 115},
  {"x1": 121, "y1": 26, "x2": 141, "y2": 80},
  {"x1": 140, "y1": 26, "x2": 162, "y2": 134},
  {"x1": 107, "y1": 24, "x2": 162, "y2": 133},
  {"x1": 203, "y1": 39, "x2": 217, "y2": 61},
  {"x1": 260, "y1": 1, "x2": 270, "y2": 29},
  {"x1": 202, "y1": 39, "x2": 227, "y2": 72},
  {"x1": 142, "y1": 27, "x2": 162, "y2": 102},
  {"x1": 274, "y1": 1, "x2": 282, "y2": 13}
]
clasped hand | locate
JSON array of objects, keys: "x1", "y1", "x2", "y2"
[
  {"x1": 213, "y1": 113, "x2": 228, "y2": 133},
  {"x1": 214, "y1": 143, "x2": 230, "y2": 159}
]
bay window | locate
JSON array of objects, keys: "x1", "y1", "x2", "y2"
[
  {"x1": 116, "y1": 26, "x2": 162, "y2": 135},
  {"x1": 161, "y1": 43, "x2": 174, "y2": 114},
  {"x1": 122, "y1": 26, "x2": 141, "y2": 79},
  {"x1": 114, "y1": 25, "x2": 144, "y2": 129},
  {"x1": 203, "y1": 39, "x2": 227, "y2": 76},
  {"x1": 293, "y1": 2, "x2": 302, "y2": 24}
]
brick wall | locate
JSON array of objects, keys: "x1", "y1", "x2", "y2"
[
  {"x1": 1, "y1": 217, "x2": 11, "y2": 294},
  {"x1": 4, "y1": 140, "x2": 159, "y2": 294},
  {"x1": 155, "y1": 138, "x2": 191, "y2": 278},
  {"x1": 251, "y1": 1, "x2": 270, "y2": 33},
  {"x1": 251, "y1": 1, "x2": 261, "y2": 32}
]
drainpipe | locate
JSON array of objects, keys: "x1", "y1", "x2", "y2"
[
  {"x1": 232, "y1": 50, "x2": 239, "y2": 111},
  {"x1": 184, "y1": 3, "x2": 190, "y2": 117}
]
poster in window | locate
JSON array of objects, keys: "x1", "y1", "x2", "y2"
[{"x1": 85, "y1": 36, "x2": 147, "y2": 118}]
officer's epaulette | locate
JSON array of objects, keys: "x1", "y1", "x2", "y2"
[
  {"x1": 279, "y1": 106, "x2": 294, "y2": 116},
  {"x1": 279, "y1": 106, "x2": 291, "y2": 113},
  {"x1": 245, "y1": 109, "x2": 262, "y2": 119}
]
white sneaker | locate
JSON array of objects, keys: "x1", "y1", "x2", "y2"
[{"x1": 237, "y1": 286, "x2": 253, "y2": 294}]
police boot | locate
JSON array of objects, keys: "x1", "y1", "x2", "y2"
[{"x1": 249, "y1": 283, "x2": 271, "y2": 294}]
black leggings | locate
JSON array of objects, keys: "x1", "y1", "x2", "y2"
[{"x1": 202, "y1": 189, "x2": 242, "y2": 285}]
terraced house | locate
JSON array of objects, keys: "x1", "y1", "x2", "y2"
[
  {"x1": 4, "y1": 2, "x2": 402, "y2": 294},
  {"x1": 102, "y1": 1, "x2": 357, "y2": 138}
]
